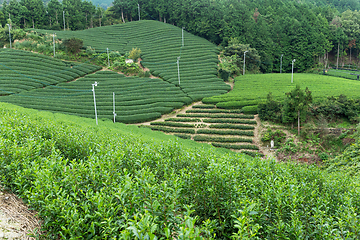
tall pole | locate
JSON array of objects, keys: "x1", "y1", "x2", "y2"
[
  {"x1": 280, "y1": 54, "x2": 283, "y2": 73},
  {"x1": 138, "y1": 4, "x2": 140, "y2": 21},
  {"x1": 243, "y1": 51, "x2": 248, "y2": 75},
  {"x1": 182, "y1": 27, "x2": 184, "y2": 47},
  {"x1": 177, "y1": 56, "x2": 181, "y2": 86},
  {"x1": 291, "y1": 59, "x2": 296, "y2": 83},
  {"x1": 6, "y1": 24, "x2": 11, "y2": 49},
  {"x1": 113, "y1": 92, "x2": 117, "y2": 123},
  {"x1": 92, "y1": 82, "x2": 98, "y2": 125},
  {"x1": 53, "y1": 33, "x2": 56, "y2": 57},
  {"x1": 63, "y1": 11, "x2": 65, "y2": 31},
  {"x1": 107, "y1": 48, "x2": 110, "y2": 67}
]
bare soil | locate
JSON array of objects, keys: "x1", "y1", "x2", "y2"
[{"x1": 0, "y1": 189, "x2": 42, "y2": 239}]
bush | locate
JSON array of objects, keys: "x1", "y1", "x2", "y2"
[
  {"x1": 62, "y1": 38, "x2": 83, "y2": 54},
  {"x1": 194, "y1": 135, "x2": 253, "y2": 143},
  {"x1": 209, "y1": 124, "x2": 254, "y2": 130},
  {"x1": 242, "y1": 105, "x2": 258, "y2": 114},
  {"x1": 212, "y1": 142, "x2": 259, "y2": 150},
  {"x1": 129, "y1": 47, "x2": 142, "y2": 61}
]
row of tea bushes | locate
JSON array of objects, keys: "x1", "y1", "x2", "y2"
[{"x1": 1, "y1": 102, "x2": 359, "y2": 239}]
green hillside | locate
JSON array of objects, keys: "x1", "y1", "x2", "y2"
[
  {"x1": 1, "y1": 102, "x2": 360, "y2": 239},
  {"x1": 0, "y1": 48, "x2": 100, "y2": 95},
  {"x1": 203, "y1": 73, "x2": 360, "y2": 108},
  {"x1": 36, "y1": 20, "x2": 231, "y2": 101}
]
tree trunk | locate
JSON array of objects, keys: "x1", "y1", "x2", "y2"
[
  {"x1": 298, "y1": 110, "x2": 300, "y2": 136},
  {"x1": 50, "y1": 16, "x2": 52, "y2": 27},
  {"x1": 23, "y1": 18, "x2": 26, "y2": 28},
  {"x1": 121, "y1": 9, "x2": 125, "y2": 23},
  {"x1": 159, "y1": 12, "x2": 161, "y2": 22},
  {"x1": 32, "y1": 18, "x2": 34, "y2": 28},
  {"x1": 336, "y1": 42, "x2": 340, "y2": 69},
  {"x1": 164, "y1": 16, "x2": 166, "y2": 23},
  {"x1": 56, "y1": 12, "x2": 58, "y2": 24},
  {"x1": 99, "y1": 17, "x2": 101, "y2": 27},
  {"x1": 90, "y1": 16, "x2": 93, "y2": 28}
]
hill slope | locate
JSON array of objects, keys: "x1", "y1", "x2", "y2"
[
  {"x1": 36, "y1": 20, "x2": 231, "y2": 101},
  {"x1": 0, "y1": 102, "x2": 360, "y2": 239}
]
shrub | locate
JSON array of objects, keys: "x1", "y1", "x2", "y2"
[
  {"x1": 209, "y1": 124, "x2": 254, "y2": 130},
  {"x1": 129, "y1": 47, "x2": 142, "y2": 61},
  {"x1": 62, "y1": 38, "x2": 83, "y2": 54},
  {"x1": 242, "y1": 105, "x2": 258, "y2": 114}
]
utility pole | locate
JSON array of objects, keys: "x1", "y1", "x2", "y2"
[
  {"x1": 177, "y1": 56, "x2": 181, "y2": 86},
  {"x1": 92, "y1": 82, "x2": 98, "y2": 125},
  {"x1": 280, "y1": 54, "x2": 283, "y2": 73},
  {"x1": 113, "y1": 92, "x2": 117, "y2": 123},
  {"x1": 63, "y1": 11, "x2": 65, "y2": 31},
  {"x1": 138, "y1": 4, "x2": 140, "y2": 21},
  {"x1": 6, "y1": 24, "x2": 11, "y2": 49},
  {"x1": 243, "y1": 51, "x2": 248, "y2": 75},
  {"x1": 53, "y1": 33, "x2": 56, "y2": 57},
  {"x1": 291, "y1": 59, "x2": 296, "y2": 83}
]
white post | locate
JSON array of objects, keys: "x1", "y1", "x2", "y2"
[
  {"x1": 177, "y1": 56, "x2": 181, "y2": 86},
  {"x1": 243, "y1": 51, "x2": 248, "y2": 75},
  {"x1": 280, "y1": 54, "x2": 283, "y2": 73},
  {"x1": 53, "y1": 33, "x2": 56, "y2": 57},
  {"x1": 138, "y1": 4, "x2": 140, "y2": 21},
  {"x1": 92, "y1": 82, "x2": 98, "y2": 125},
  {"x1": 107, "y1": 48, "x2": 110, "y2": 67},
  {"x1": 113, "y1": 92, "x2": 117, "y2": 123},
  {"x1": 6, "y1": 24, "x2": 11, "y2": 49},
  {"x1": 63, "y1": 11, "x2": 65, "y2": 31},
  {"x1": 182, "y1": 27, "x2": 184, "y2": 47},
  {"x1": 291, "y1": 59, "x2": 296, "y2": 83}
]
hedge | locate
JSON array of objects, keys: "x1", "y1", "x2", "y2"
[
  {"x1": 150, "y1": 121, "x2": 195, "y2": 128},
  {"x1": 209, "y1": 124, "x2": 255, "y2": 130},
  {"x1": 197, "y1": 129, "x2": 254, "y2": 136},
  {"x1": 203, "y1": 119, "x2": 257, "y2": 124},
  {"x1": 177, "y1": 113, "x2": 254, "y2": 119},
  {"x1": 146, "y1": 125, "x2": 196, "y2": 134},
  {"x1": 211, "y1": 143, "x2": 259, "y2": 150},
  {"x1": 165, "y1": 118, "x2": 201, "y2": 122},
  {"x1": 186, "y1": 109, "x2": 242, "y2": 114},
  {"x1": 216, "y1": 100, "x2": 265, "y2": 109},
  {"x1": 192, "y1": 105, "x2": 216, "y2": 109},
  {"x1": 242, "y1": 105, "x2": 258, "y2": 114},
  {"x1": 193, "y1": 135, "x2": 253, "y2": 143}
]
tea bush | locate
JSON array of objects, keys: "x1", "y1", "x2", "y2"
[{"x1": 0, "y1": 103, "x2": 360, "y2": 239}]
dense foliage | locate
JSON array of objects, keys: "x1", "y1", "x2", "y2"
[
  {"x1": 1, "y1": 102, "x2": 360, "y2": 239},
  {"x1": 203, "y1": 74, "x2": 360, "y2": 111}
]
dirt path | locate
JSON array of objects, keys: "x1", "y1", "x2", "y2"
[
  {"x1": 135, "y1": 101, "x2": 203, "y2": 126},
  {"x1": 0, "y1": 190, "x2": 41, "y2": 239}
]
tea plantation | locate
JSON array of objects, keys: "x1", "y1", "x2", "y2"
[
  {"x1": 1, "y1": 70, "x2": 193, "y2": 123},
  {"x1": 145, "y1": 104, "x2": 262, "y2": 156},
  {"x1": 0, "y1": 48, "x2": 100, "y2": 95},
  {"x1": 1, "y1": 102, "x2": 359, "y2": 239},
  {"x1": 203, "y1": 73, "x2": 360, "y2": 109},
  {"x1": 35, "y1": 20, "x2": 231, "y2": 101}
]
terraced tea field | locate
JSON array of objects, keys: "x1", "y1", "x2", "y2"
[
  {"x1": 35, "y1": 20, "x2": 231, "y2": 101},
  {"x1": 203, "y1": 73, "x2": 360, "y2": 109},
  {"x1": 0, "y1": 48, "x2": 100, "y2": 95},
  {"x1": 1, "y1": 70, "x2": 193, "y2": 123},
  {"x1": 144, "y1": 104, "x2": 262, "y2": 156}
]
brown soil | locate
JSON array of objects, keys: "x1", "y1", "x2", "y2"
[{"x1": 0, "y1": 189, "x2": 42, "y2": 239}]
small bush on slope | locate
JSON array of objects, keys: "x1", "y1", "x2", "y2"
[{"x1": 0, "y1": 102, "x2": 359, "y2": 239}]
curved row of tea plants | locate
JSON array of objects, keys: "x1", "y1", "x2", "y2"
[
  {"x1": 1, "y1": 102, "x2": 360, "y2": 239},
  {"x1": 35, "y1": 20, "x2": 231, "y2": 101},
  {"x1": 203, "y1": 73, "x2": 360, "y2": 109},
  {"x1": 1, "y1": 71, "x2": 192, "y2": 123},
  {"x1": 145, "y1": 104, "x2": 260, "y2": 155},
  {"x1": 0, "y1": 49, "x2": 100, "y2": 95}
]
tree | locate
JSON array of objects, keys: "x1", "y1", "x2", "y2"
[{"x1": 282, "y1": 85, "x2": 312, "y2": 135}]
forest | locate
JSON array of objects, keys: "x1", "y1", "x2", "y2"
[{"x1": 0, "y1": 0, "x2": 360, "y2": 73}]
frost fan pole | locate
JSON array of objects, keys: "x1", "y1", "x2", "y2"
[
  {"x1": 107, "y1": 48, "x2": 110, "y2": 67},
  {"x1": 243, "y1": 51, "x2": 248, "y2": 75},
  {"x1": 6, "y1": 24, "x2": 11, "y2": 49},
  {"x1": 182, "y1": 27, "x2": 184, "y2": 47},
  {"x1": 92, "y1": 82, "x2": 98, "y2": 125},
  {"x1": 291, "y1": 59, "x2": 296, "y2": 83},
  {"x1": 177, "y1": 56, "x2": 181, "y2": 86},
  {"x1": 113, "y1": 92, "x2": 117, "y2": 123},
  {"x1": 138, "y1": 4, "x2": 140, "y2": 21},
  {"x1": 53, "y1": 33, "x2": 56, "y2": 57}
]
